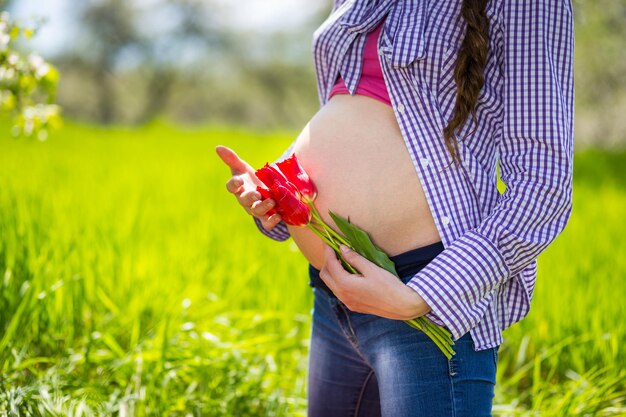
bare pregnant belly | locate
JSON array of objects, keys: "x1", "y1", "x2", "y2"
[{"x1": 286, "y1": 94, "x2": 441, "y2": 270}]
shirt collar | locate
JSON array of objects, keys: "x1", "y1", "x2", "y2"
[{"x1": 338, "y1": 0, "x2": 428, "y2": 68}]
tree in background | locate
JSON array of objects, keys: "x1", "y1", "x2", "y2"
[
  {"x1": 60, "y1": 0, "x2": 235, "y2": 125},
  {"x1": 24, "y1": 0, "x2": 323, "y2": 129},
  {"x1": 0, "y1": 10, "x2": 60, "y2": 140},
  {"x1": 79, "y1": 0, "x2": 137, "y2": 124},
  {"x1": 573, "y1": 0, "x2": 626, "y2": 147}
]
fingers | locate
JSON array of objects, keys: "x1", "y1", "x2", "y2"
[
  {"x1": 232, "y1": 187, "x2": 273, "y2": 218},
  {"x1": 217, "y1": 145, "x2": 283, "y2": 227},
  {"x1": 223, "y1": 169, "x2": 276, "y2": 219},
  {"x1": 224, "y1": 170, "x2": 273, "y2": 218},
  {"x1": 320, "y1": 244, "x2": 353, "y2": 296},
  {"x1": 215, "y1": 145, "x2": 252, "y2": 175},
  {"x1": 226, "y1": 176, "x2": 244, "y2": 194},
  {"x1": 322, "y1": 244, "x2": 344, "y2": 277},
  {"x1": 338, "y1": 245, "x2": 373, "y2": 274},
  {"x1": 259, "y1": 213, "x2": 283, "y2": 231},
  {"x1": 238, "y1": 189, "x2": 261, "y2": 207},
  {"x1": 319, "y1": 266, "x2": 334, "y2": 291},
  {"x1": 250, "y1": 198, "x2": 276, "y2": 217}
]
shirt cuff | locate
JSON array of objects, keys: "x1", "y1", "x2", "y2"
[
  {"x1": 253, "y1": 216, "x2": 291, "y2": 241},
  {"x1": 405, "y1": 229, "x2": 510, "y2": 340}
]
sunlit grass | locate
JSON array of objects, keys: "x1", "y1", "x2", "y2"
[{"x1": 0, "y1": 121, "x2": 624, "y2": 416}]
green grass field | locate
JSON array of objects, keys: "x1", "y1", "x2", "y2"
[{"x1": 0, "y1": 121, "x2": 624, "y2": 416}]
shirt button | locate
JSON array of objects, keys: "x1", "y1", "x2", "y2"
[
  {"x1": 441, "y1": 216, "x2": 451, "y2": 226},
  {"x1": 420, "y1": 158, "x2": 429, "y2": 168},
  {"x1": 397, "y1": 103, "x2": 405, "y2": 113},
  {"x1": 378, "y1": 47, "x2": 385, "y2": 56}
]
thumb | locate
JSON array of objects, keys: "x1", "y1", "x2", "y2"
[
  {"x1": 215, "y1": 145, "x2": 253, "y2": 175},
  {"x1": 339, "y1": 245, "x2": 376, "y2": 273}
]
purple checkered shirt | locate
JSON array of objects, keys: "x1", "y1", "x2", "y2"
[{"x1": 254, "y1": 0, "x2": 574, "y2": 350}]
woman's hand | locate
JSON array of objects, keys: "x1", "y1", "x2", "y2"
[
  {"x1": 319, "y1": 244, "x2": 432, "y2": 321},
  {"x1": 215, "y1": 145, "x2": 283, "y2": 231}
]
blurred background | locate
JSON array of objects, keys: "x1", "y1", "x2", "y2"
[
  {"x1": 6, "y1": 0, "x2": 626, "y2": 147},
  {"x1": 1, "y1": 1, "x2": 625, "y2": 416},
  {"x1": 7, "y1": 0, "x2": 329, "y2": 130}
]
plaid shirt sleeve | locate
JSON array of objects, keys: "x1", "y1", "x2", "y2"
[{"x1": 406, "y1": 0, "x2": 575, "y2": 340}]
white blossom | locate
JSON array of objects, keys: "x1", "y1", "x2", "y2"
[
  {"x1": 7, "y1": 53, "x2": 18, "y2": 66},
  {"x1": 0, "y1": 34, "x2": 10, "y2": 52}
]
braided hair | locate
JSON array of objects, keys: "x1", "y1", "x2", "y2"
[{"x1": 443, "y1": 0, "x2": 491, "y2": 167}]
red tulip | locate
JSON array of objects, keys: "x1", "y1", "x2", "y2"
[
  {"x1": 255, "y1": 163, "x2": 299, "y2": 196},
  {"x1": 256, "y1": 185, "x2": 277, "y2": 217},
  {"x1": 272, "y1": 184, "x2": 311, "y2": 226},
  {"x1": 276, "y1": 154, "x2": 317, "y2": 203},
  {"x1": 256, "y1": 185, "x2": 311, "y2": 226},
  {"x1": 255, "y1": 155, "x2": 315, "y2": 227}
]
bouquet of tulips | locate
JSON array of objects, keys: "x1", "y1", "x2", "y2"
[{"x1": 255, "y1": 154, "x2": 455, "y2": 359}]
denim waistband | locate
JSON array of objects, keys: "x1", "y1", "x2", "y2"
[{"x1": 308, "y1": 240, "x2": 445, "y2": 298}]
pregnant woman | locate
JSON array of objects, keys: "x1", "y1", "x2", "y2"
[{"x1": 216, "y1": 0, "x2": 574, "y2": 415}]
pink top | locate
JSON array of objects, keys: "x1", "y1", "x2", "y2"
[{"x1": 329, "y1": 19, "x2": 391, "y2": 106}]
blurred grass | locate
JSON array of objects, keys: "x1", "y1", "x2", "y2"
[{"x1": 0, "y1": 121, "x2": 624, "y2": 416}]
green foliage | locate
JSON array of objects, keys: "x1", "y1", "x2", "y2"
[
  {"x1": 0, "y1": 11, "x2": 61, "y2": 140},
  {"x1": 328, "y1": 210, "x2": 397, "y2": 276},
  {"x1": 0, "y1": 122, "x2": 624, "y2": 416}
]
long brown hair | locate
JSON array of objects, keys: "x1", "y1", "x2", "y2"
[{"x1": 443, "y1": 0, "x2": 491, "y2": 167}]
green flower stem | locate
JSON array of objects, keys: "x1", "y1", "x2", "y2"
[
  {"x1": 341, "y1": 258, "x2": 360, "y2": 275},
  {"x1": 419, "y1": 318, "x2": 446, "y2": 339},
  {"x1": 405, "y1": 319, "x2": 454, "y2": 359},
  {"x1": 419, "y1": 319, "x2": 454, "y2": 349},
  {"x1": 319, "y1": 219, "x2": 336, "y2": 246},
  {"x1": 313, "y1": 213, "x2": 352, "y2": 248},
  {"x1": 421, "y1": 323, "x2": 453, "y2": 355},
  {"x1": 432, "y1": 323, "x2": 454, "y2": 342},
  {"x1": 425, "y1": 328, "x2": 455, "y2": 358},
  {"x1": 307, "y1": 221, "x2": 359, "y2": 274},
  {"x1": 307, "y1": 202, "x2": 352, "y2": 248},
  {"x1": 307, "y1": 221, "x2": 339, "y2": 251}
]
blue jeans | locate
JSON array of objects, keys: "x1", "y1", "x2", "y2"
[{"x1": 307, "y1": 241, "x2": 499, "y2": 416}]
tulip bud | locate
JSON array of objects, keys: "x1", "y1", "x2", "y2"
[
  {"x1": 272, "y1": 185, "x2": 311, "y2": 226},
  {"x1": 255, "y1": 154, "x2": 315, "y2": 227},
  {"x1": 275, "y1": 154, "x2": 317, "y2": 203},
  {"x1": 256, "y1": 186, "x2": 277, "y2": 216},
  {"x1": 255, "y1": 163, "x2": 299, "y2": 195}
]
